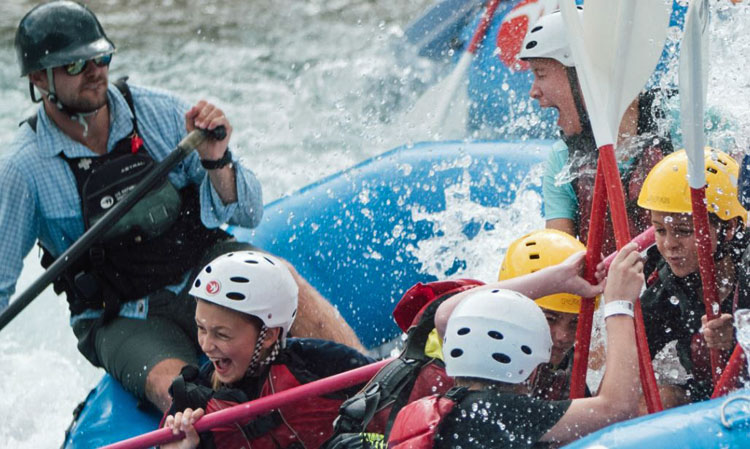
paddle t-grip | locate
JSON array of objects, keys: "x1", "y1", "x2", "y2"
[{"x1": 199, "y1": 125, "x2": 227, "y2": 141}]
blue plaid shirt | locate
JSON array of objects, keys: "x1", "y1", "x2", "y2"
[{"x1": 0, "y1": 84, "x2": 263, "y2": 321}]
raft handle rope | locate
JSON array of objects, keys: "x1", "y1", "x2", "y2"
[{"x1": 720, "y1": 395, "x2": 750, "y2": 429}]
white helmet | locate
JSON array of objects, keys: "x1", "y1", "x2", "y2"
[
  {"x1": 518, "y1": 7, "x2": 583, "y2": 67},
  {"x1": 190, "y1": 251, "x2": 299, "y2": 344},
  {"x1": 443, "y1": 289, "x2": 552, "y2": 384}
]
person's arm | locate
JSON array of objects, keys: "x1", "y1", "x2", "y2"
[
  {"x1": 182, "y1": 100, "x2": 264, "y2": 230},
  {"x1": 0, "y1": 160, "x2": 39, "y2": 311},
  {"x1": 186, "y1": 101, "x2": 237, "y2": 204},
  {"x1": 540, "y1": 242, "x2": 643, "y2": 444},
  {"x1": 435, "y1": 250, "x2": 603, "y2": 337}
]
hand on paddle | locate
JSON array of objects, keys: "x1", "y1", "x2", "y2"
[
  {"x1": 603, "y1": 242, "x2": 644, "y2": 304},
  {"x1": 186, "y1": 100, "x2": 232, "y2": 161},
  {"x1": 555, "y1": 250, "x2": 606, "y2": 299},
  {"x1": 162, "y1": 407, "x2": 204, "y2": 449},
  {"x1": 186, "y1": 100, "x2": 237, "y2": 204},
  {"x1": 701, "y1": 313, "x2": 735, "y2": 350}
]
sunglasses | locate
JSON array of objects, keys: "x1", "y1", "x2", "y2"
[{"x1": 64, "y1": 53, "x2": 113, "y2": 76}]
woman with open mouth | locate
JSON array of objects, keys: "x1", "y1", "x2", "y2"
[{"x1": 161, "y1": 250, "x2": 373, "y2": 449}]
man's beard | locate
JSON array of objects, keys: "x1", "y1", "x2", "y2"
[
  {"x1": 60, "y1": 77, "x2": 108, "y2": 114},
  {"x1": 64, "y1": 91, "x2": 107, "y2": 114}
]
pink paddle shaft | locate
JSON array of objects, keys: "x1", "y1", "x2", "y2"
[{"x1": 102, "y1": 358, "x2": 391, "y2": 449}]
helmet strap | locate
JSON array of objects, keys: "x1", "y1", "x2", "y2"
[
  {"x1": 565, "y1": 67, "x2": 595, "y2": 145},
  {"x1": 37, "y1": 68, "x2": 99, "y2": 138},
  {"x1": 244, "y1": 325, "x2": 281, "y2": 378},
  {"x1": 28, "y1": 81, "x2": 42, "y2": 104}
]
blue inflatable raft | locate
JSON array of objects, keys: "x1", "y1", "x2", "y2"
[{"x1": 563, "y1": 390, "x2": 750, "y2": 449}]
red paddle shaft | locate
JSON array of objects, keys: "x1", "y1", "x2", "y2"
[
  {"x1": 691, "y1": 186, "x2": 727, "y2": 386},
  {"x1": 570, "y1": 146, "x2": 663, "y2": 413}
]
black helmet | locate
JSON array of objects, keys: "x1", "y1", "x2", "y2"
[{"x1": 15, "y1": 1, "x2": 115, "y2": 76}]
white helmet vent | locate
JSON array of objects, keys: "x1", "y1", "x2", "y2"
[
  {"x1": 226, "y1": 292, "x2": 245, "y2": 301},
  {"x1": 492, "y1": 353, "x2": 511, "y2": 364},
  {"x1": 229, "y1": 276, "x2": 250, "y2": 283}
]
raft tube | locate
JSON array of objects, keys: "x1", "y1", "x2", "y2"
[{"x1": 563, "y1": 389, "x2": 750, "y2": 449}]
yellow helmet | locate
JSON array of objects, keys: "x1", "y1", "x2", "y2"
[
  {"x1": 637, "y1": 148, "x2": 747, "y2": 223},
  {"x1": 499, "y1": 229, "x2": 599, "y2": 314}
]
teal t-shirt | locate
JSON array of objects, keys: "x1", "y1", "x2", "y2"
[
  {"x1": 541, "y1": 140, "x2": 578, "y2": 221},
  {"x1": 541, "y1": 141, "x2": 636, "y2": 221}
]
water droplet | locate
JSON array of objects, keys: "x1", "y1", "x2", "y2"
[{"x1": 669, "y1": 296, "x2": 680, "y2": 305}]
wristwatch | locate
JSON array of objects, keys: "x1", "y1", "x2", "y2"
[{"x1": 201, "y1": 149, "x2": 233, "y2": 170}]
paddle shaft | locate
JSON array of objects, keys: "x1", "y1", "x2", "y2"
[
  {"x1": 569, "y1": 148, "x2": 663, "y2": 413},
  {"x1": 570, "y1": 159, "x2": 607, "y2": 399},
  {"x1": 691, "y1": 186, "x2": 726, "y2": 385},
  {"x1": 558, "y1": 0, "x2": 667, "y2": 412},
  {"x1": 602, "y1": 146, "x2": 664, "y2": 413},
  {"x1": 102, "y1": 358, "x2": 391, "y2": 449},
  {"x1": 679, "y1": 0, "x2": 723, "y2": 386},
  {"x1": 712, "y1": 343, "x2": 746, "y2": 398},
  {"x1": 0, "y1": 127, "x2": 225, "y2": 332},
  {"x1": 602, "y1": 227, "x2": 655, "y2": 270}
]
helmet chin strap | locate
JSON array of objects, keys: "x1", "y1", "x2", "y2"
[
  {"x1": 35, "y1": 67, "x2": 100, "y2": 137},
  {"x1": 242, "y1": 325, "x2": 281, "y2": 380}
]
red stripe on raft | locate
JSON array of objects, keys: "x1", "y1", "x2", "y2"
[{"x1": 467, "y1": 0, "x2": 502, "y2": 54}]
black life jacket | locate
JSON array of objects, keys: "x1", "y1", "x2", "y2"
[
  {"x1": 323, "y1": 280, "x2": 484, "y2": 449},
  {"x1": 28, "y1": 78, "x2": 230, "y2": 319},
  {"x1": 641, "y1": 245, "x2": 746, "y2": 401}
]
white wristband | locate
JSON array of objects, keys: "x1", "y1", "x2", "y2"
[{"x1": 603, "y1": 300, "x2": 635, "y2": 319}]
